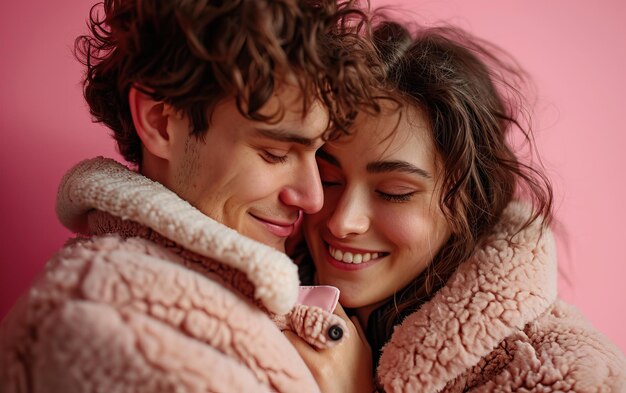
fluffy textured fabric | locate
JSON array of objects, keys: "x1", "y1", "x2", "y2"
[
  {"x1": 56, "y1": 157, "x2": 298, "y2": 315},
  {"x1": 0, "y1": 157, "x2": 342, "y2": 392},
  {"x1": 377, "y1": 203, "x2": 626, "y2": 392}
]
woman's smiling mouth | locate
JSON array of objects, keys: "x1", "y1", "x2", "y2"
[{"x1": 326, "y1": 242, "x2": 389, "y2": 270}]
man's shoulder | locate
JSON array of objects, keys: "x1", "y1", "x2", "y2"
[{"x1": 1, "y1": 234, "x2": 318, "y2": 392}]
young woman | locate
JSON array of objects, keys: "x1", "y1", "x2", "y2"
[{"x1": 287, "y1": 22, "x2": 626, "y2": 392}]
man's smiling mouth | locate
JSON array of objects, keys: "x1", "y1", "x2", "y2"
[{"x1": 249, "y1": 213, "x2": 296, "y2": 238}]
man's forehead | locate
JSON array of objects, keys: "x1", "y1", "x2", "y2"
[
  {"x1": 263, "y1": 83, "x2": 320, "y2": 113},
  {"x1": 256, "y1": 85, "x2": 330, "y2": 141}
]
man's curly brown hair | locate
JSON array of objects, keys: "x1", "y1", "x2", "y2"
[{"x1": 75, "y1": 0, "x2": 383, "y2": 164}]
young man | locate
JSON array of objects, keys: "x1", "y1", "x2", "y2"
[{"x1": 0, "y1": 1, "x2": 381, "y2": 391}]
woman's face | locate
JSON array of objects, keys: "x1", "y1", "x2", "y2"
[{"x1": 303, "y1": 104, "x2": 451, "y2": 311}]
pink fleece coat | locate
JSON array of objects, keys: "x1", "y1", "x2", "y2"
[
  {"x1": 377, "y1": 203, "x2": 626, "y2": 392},
  {"x1": 0, "y1": 157, "x2": 343, "y2": 393}
]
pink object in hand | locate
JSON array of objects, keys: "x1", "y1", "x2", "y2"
[{"x1": 297, "y1": 286, "x2": 340, "y2": 313}]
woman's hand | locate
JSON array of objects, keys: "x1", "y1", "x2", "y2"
[{"x1": 284, "y1": 303, "x2": 375, "y2": 393}]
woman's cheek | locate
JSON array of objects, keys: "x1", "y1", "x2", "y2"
[
  {"x1": 383, "y1": 207, "x2": 447, "y2": 252},
  {"x1": 380, "y1": 212, "x2": 425, "y2": 246}
]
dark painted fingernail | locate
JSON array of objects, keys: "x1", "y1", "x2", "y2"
[{"x1": 328, "y1": 324, "x2": 343, "y2": 341}]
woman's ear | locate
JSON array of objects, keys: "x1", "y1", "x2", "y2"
[{"x1": 128, "y1": 86, "x2": 176, "y2": 160}]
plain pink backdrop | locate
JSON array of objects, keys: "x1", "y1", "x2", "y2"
[{"x1": 1, "y1": 0, "x2": 624, "y2": 353}]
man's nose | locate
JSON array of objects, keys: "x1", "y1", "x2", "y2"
[{"x1": 278, "y1": 159, "x2": 324, "y2": 214}]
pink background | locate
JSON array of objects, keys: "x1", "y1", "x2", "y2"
[{"x1": 1, "y1": 1, "x2": 624, "y2": 353}]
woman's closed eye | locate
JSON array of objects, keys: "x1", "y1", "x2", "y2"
[
  {"x1": 321, "y1": 179, "x2": 342, "y2": 187},
  {"x1": 319, "y1": 167, "x2": 343, "y2": 188},
  {"x1": 376, "y1": 188, "x2": 419, "y2": 203}
]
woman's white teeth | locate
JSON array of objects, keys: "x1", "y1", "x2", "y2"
[{"x1": 329, "y1": 246, "x2": 380, "y2": 264}]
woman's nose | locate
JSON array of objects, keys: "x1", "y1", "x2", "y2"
[{"x1": 326, "y1": 191, "x2": 370, "y2": 238}]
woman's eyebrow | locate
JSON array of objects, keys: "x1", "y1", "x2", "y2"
[
  {"x1": 366, "y1": 160, "x2": 431, "y2": 179},
  {"x1": 316, "y1": 149, "x2": 341, "y2": 168}
]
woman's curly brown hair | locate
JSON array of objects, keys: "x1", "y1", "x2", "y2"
[
  {"x1": 359, "y1": 21, "x2": 554, "y2": 366},
  {"x1": 75, "y1": 0, "x2": 383, "y2": 164}
]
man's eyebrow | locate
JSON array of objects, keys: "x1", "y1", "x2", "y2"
[
  {"x1": 254, "y1": 128, "x2": 318, "y2": 147},
  {"x1": 316, "y1": 149, "x2": 341, "y2": 168},
  {"x1": 366, "y1": 160, "x2": 432, "y2": 179}
]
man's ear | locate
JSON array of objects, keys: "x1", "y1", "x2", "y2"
[{"x1": 129, "y1": 86, "x2": 176, "y2": 160}]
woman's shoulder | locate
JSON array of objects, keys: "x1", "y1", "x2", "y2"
[
  {"x1": 377, "y1": 201, "x2": 625, "y2": 391},
  {"x1": 377, "y1": 297, "x2": 626, "y2": 392},
  {"x1": 467, "y1": 299, "x2": 626, "y2": 391},
  {"x1": 526, "y1": 300, "x2": 625, "y2": 385}
]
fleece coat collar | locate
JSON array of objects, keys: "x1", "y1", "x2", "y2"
[
  {"x1": 55, "y1": 157, "x2": 300, "y2": 315},
  {"x1": 378, "y1": 203, "x2": 558, "y2": 391}
]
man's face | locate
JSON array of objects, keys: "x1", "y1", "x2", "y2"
[{"x1": 166, "y1": 86, "x2": 327, "y2": 252}]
